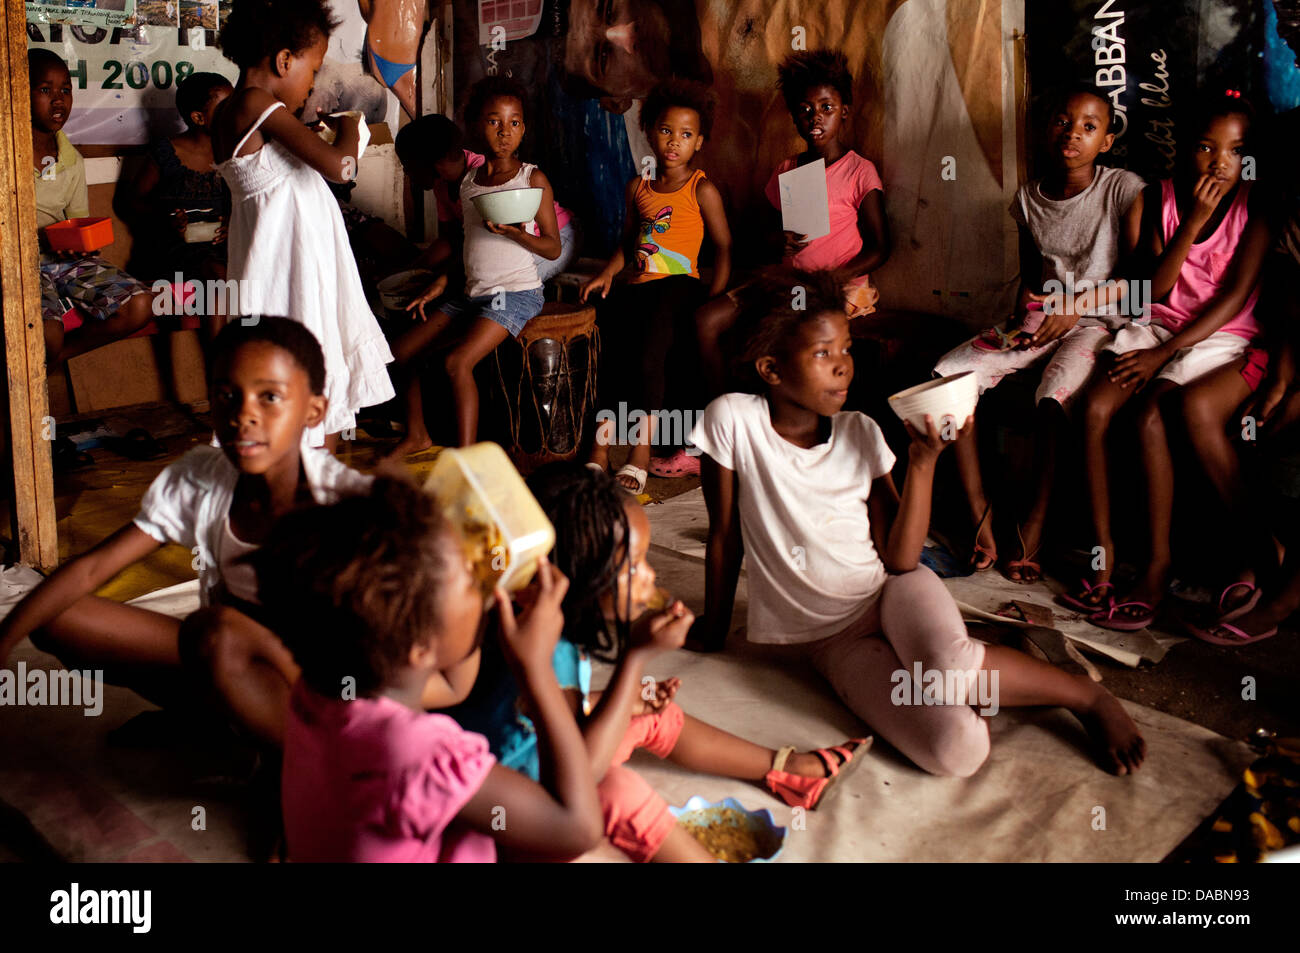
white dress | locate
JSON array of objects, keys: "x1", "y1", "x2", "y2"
[{"x1": 217, "y1": 102, "x2": 395, "y2": 443}]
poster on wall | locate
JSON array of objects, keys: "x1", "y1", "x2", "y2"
[
  {"x1": 26, "y1": 0, "x2": 136, "y2": 29},
  {"x1": 1025, "y1": 0, "x2": 1300, "y2": 183},
  {"x1": 26, "y1": 19, "x2": 235, "y2": 143},
  {"x1": 25, "y1": 0, "x2": 401, "y2": 145},
  {"x1": 452, "y1": 0, "x2": 1025, "y2": 323}
]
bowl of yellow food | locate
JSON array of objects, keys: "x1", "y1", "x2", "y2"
[{"x1": 669, "y1": 796, "x2": 787, "y2": 863}]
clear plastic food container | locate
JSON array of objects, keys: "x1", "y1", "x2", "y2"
[{"x1": 423, "y1": 443, "x2": 556, "y2": 596}]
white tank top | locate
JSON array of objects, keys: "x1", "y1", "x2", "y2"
[
  {"x1": 461, "y1": 162, "x2": 542, "y2": 297},
  {"x1": 218, "y1": 516, "x2": 260, "y2": 604}
]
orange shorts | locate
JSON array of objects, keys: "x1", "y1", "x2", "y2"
[{"x1": 597, "y1": 701, "x2": 685, "y2": 863}]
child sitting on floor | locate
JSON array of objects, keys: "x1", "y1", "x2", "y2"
[
  {"x1": 525, "y1": 462, "x2": 866, "y2": 862},
  {"x1": 0, "y1": 318, "x2": 370, "y2": 747},
  {"x1": 252, "y1": 478, "x2": 602, "y2": 863},
  {"x1": 29, "y1": 49, "x2": 153, "y2": 365},
  {"x1": 695, "y1": 49, "x2": 890, "y2": 396},
  {"x1": 1077, "y1": 91, "x2": 1271, "y2": 632},
  {"x1": 386, "y1": 77, "x2": 562, "y2": 459},
  {"x1": 689, "y1": 269, "x2": 1146, "y2": 777},
  {"x1": 932, "y1": 86, "x2": 1146, "y2": 583}
]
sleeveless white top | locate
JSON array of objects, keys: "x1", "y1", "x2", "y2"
[
  {"x1": 216, "y1": 102, "x2": 395, "y2": 443},
  {"x1": 460, "y1": 161, "x2": 543, "y2": 297}
]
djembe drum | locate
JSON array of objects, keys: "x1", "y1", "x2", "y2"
[{"x1": 489, "y1": 302, "x2": 599, "y2": 475}]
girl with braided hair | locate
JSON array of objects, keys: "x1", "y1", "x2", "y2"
[{"x1": 519, "y1": 462, "x2": 867, "y2": 862}]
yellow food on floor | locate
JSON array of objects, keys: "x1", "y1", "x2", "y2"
[{"x1": 679, "y1": 807, "x2": 780, "y2": 863}]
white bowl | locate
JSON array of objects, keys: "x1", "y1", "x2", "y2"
[
  {"x1": 888, "y1": 372, "x2": 979, "y2": 431},
  {"x1": 471, "y1": 187, "x2": 543, "y2": 225},
  {"x1": 377, "y1": 269, "x2": 436, "y2": 311},
  {"x1": 183, "y1": 220, "x2": 221, "y2": 244}
]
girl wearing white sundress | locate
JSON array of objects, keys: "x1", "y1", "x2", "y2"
[{"x1": 212, "y1": 0, "x2": 394, "y2": 447}]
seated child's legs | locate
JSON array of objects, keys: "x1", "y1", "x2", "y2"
[
  {"x1": 441, "y1": 290, "x2": 542, "y2": 444},
  {"x1": 612, "y1": 700, "x2": 686, "y2": 766},
  {"x1": 1033, "y1": 324, "x2": 1112, "y2": 409},
  {"x1": 31, "y1": 594, "x2": 184, "y2": 708},
  {"x1": 532, "y1": 221, "x2": 578, "y2": 285},
  {"x1": 596, "y1": 764, "x2": 680, "y2": 862},
  {"x1": 42, "y1": 255, "x2": 152, "y2": 354},
  {"x1": 182, "y1": 605, "x2": 301, "y2": 747},
  {"x1": 694, "y1": 291, "x2": 739, "y2": 394},
  {"x1": 810, "y1": 574, "x2": 991, "y2": 778},
  {"x1": 933, "y1": 319, "x2": 1063, "y2": 393}
]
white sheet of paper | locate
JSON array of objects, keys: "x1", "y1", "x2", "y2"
[{"x1": 778, "y1": 159, "x2": 831, "y2": 241}]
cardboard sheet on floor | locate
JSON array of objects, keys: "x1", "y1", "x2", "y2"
[
  {"x1": 575, "y1": 644, "x2": 1254, "y2": 862},
  {"x1": 0, "y1": 539, "x2": 1251, "y2": 862}
]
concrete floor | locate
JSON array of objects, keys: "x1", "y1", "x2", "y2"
[{"x1": 1, "y1": 407, "x2": 1294, "y2": 860}]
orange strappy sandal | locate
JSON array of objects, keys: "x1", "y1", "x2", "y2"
[{"x1": 764, "y1": 737, "x2": 872, "y2": 811}]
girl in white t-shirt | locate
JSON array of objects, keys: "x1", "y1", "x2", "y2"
[
  {"x1": 0, "y1": 318, "x2": 370, "y2": 746},
  {"x1": 690, "y1": 271, "x2": 1147, "y2": 776}
]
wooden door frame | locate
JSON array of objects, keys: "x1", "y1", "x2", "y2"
[{"x1": 1, "y1": 0, "x2": 58, "y2": 571}]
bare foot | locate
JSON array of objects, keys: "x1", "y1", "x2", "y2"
[
  {"x1": 1077, "y1": 688, "x2": 1146, "y2": 775},
  {"x1": 380, "y1": 433, "x2": 434, "y2": 464},
  {"x1": 783, "y1": 739, "x2": 868, "y2": 778}
]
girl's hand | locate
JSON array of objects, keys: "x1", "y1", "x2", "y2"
[
  {"x1": 212, "y1": 219, "x2": 228, "y2": 245},
  {"x1": 483, "y1": 220, "x2": 528, "y2": 242},
  {"x1": 494, "y1": 557, "x2": 569, "y2": 674},
  {"x1": 629, "y1": 601, "x2": 694, "y2": 656},
  {"x1": 639, "y1": 676, "x2": 681, "y2": 715},
  {"x1": 1108, "y1": 347, "x2": 1169, "y2": 390},
  {"x1": 904, "y1": 413, "x2": 972, "y2": 461},
  {"x1": 1190, "y1": 173, "x2": 1227, "y2": 225},
  {"x1": 1023, "y1": 291, "x2": 1079, "y2": 348},
  {"x1": 171, "y1": 208, "x2": 189, "y2": 237},
  {"x1": 1241, "y1": 375, "x2": 1291, "y2": 432},
  {"x1": 580, "y1": 272, "x2": 613, "y2": 303},
  {"x1": 783, "y1": 230, "x2": 810, "y2": 256},
  {"x1": 405, "y1": 274, "x2": 449, "y2": 321}
]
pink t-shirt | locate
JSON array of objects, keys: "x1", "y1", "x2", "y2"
[
  {"x1": 282, "y1": 682, "x2": 497, "y2": 863},
  {"x1": 436, "y1": 149, "x2": 572, "y2": 231},
  {"x1": 1150, "y1": 178, "x2": 1259, "y2": 339},
  {"x1": 764, "y1": 150, "x2": 883, "y2": 272}
]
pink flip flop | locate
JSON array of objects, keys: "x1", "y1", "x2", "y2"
[
  {"x1": 1217, "y1": 581, "x2": 1259, "y2": 618},
  {"x1": 1089, "y1": 599, "x2": 1156, "y2": 632},
  {"x1": 1185, "y1": 619, "x2": 1279, "y2": 647},
  {"x1": 648, "y1": 448, "x2": 701, "y2": 478}
]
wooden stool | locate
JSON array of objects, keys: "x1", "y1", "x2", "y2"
[{"x1": 488, "y1": 302, "x2": 599, "y2": 474}]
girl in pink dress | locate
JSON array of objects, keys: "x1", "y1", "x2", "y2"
[
  {"x1": 1075, "y1": 92, "x2": 1272, "y2": 632},
  {"x1": 257, "y1": 479, "x2": 601, "y2": 863}
]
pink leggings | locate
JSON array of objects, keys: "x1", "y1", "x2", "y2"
[{"x1": 809, "y1": 566, "x2": 990, "y2": 778}]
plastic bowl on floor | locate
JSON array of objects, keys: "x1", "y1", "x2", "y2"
[
  {"x1": 669, "y1": 796, "x2": 787, "y2": 863},
  {"x1": 471, "y1": 187, "x2": 543, "y2": 225},
  {"x1": 888, "y1": 371, "x2": 979, "y2": 432}
]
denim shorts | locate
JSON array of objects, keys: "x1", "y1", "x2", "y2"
[{"x1": 440, "y1": 286, "x2": 544, "y2": 337}]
